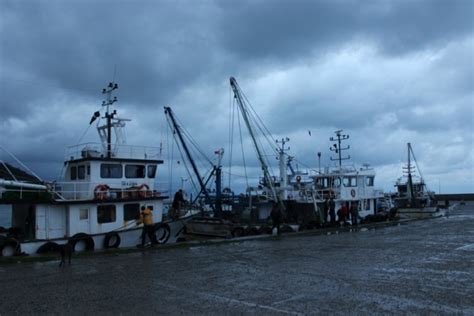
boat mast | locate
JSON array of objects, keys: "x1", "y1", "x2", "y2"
[
  {"x1": 405, "y1": 142, "x2": 415, "y2": 202},
  {"x1": 330, "y1": 130, "x2": 350, "y2": 170},
  {"x1": 101, "y1": 82, "x2": 118, "y2": 158},
  {"x1": 276, "y1": 137, "x2": 290, "y2": 200},
  {"x1": 229, "y1": 77, "x2": 284, "y2": 210}
]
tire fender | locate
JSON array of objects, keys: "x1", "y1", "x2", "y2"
[{"x1": 103, "y1": 232, "x2": 121, "y2": 249}]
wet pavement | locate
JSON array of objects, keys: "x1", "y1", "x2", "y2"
[{"x1": 1, "y1": 209, "x2": 473, "y2": 315}]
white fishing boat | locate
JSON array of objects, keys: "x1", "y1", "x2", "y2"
[
  {"x1": 270, "y1": 130, "x2": 385, "y2": 226},
  {"x1": 393, "y1": 143, "x2": 445, "y2": 219},
  {"x1": 228, "y1": 78, "x2": 384, "y2": 228},
  {"x1": 0, "y1": 82, "x2": 194, "y2": 257}
]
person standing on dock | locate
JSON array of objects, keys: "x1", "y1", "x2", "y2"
[
  {"x1": 329, "y1": 197, "x2": 336, "y2": 225},
  {"x1": 323, "y1": 198, "x2": 329, "y2": 225},
  {"x1": 350, "y1": 202, "x2": 359, "y2": 226},
  {"x1": 337, "y1": 203, "x2": 349, "y2": 226},
  {"x1": 137, "y1": 205, "x2": 158, "y2": 247},
  {"x1": 271, "y1": 202, "x2": 282, "y2": 235}
]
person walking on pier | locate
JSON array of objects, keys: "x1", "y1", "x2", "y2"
[
  {"x1": 137, "y1": 205, "x2": 158, "y2": 247},
  {"x1": 329, "y1": 197, "x2": 336, "y2": 225},
  {"x1": 170, "y1": 189, "x2": 186, "y2": 219},
  {"x1": 337, "y1": 203, "x2": 349, "y2": 226},
  {"x1": 271, "y1": 202, "x2": 282, "y2": 235},
  {"x1": 350, "y1": 202, "x2": 359, "y2": 226},
  {"x1": 323, "y1": 198, "x2": 329, "y2": 225}
]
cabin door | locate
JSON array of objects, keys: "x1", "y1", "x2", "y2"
[{"x1": 77, "y1": 207, "x2": 91, "y2": 233}]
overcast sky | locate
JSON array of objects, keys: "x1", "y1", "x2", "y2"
[{"x1": 1, "y1": 0, "x2": 473, "y2": 194}]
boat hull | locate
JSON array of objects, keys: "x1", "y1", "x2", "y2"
[
  {"x1": 10, "y1": 216, "x2": 191, "y2": 257},
  {"x1": 397, "y1": 207, "x2": 445, "y2": 219}
]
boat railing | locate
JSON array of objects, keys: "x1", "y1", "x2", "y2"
[
  {"x1": 65, "y1": 143, "x2": 162, "y2": 161},
  {"x1": 51, "y1": 181, "x2": 168, "y2": 201}
]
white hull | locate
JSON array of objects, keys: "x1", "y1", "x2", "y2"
[{"x1": 11, "y1": 216, "x2": 192, "y2": 257}]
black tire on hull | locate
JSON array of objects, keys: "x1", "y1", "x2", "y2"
[
  {"x1": 69, "y1": 233, "x2": 95, "y2": 252},
  {"x1": 231, "y1": 227, "x2": 244, "y2": 238},
  {"x1": 103, "y1": 232, "x2": 121, "y2": 249},
  {"x1": 244, "y1": 226, "x2": 260, "y2": 236},
  {"x1": 36, "y1": 241, "x2": 60, "y2": 254},
  {"x1": 154, "y1": 223, "x2": 170, "y2": 244},
  {"x1": 0, "y1": 236, "x2": 20, "y2": 257},
  {"x1": 258, "y1": 225, "x2": 273, "y2": 235}
]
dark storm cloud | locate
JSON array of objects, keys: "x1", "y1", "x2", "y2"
[
  {"x1": 215, "y1": 0, "x2": 473, "y2": 60},
  {"x1": 1, "y1": 0, "x2": 220, "y2": 119},
  {"x1": 0, "y1": 0, "x2": 472, "y2": 192}
]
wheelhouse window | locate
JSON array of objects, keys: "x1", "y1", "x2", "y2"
[
  {"x1": 124, "y1": 203, "x2": 140, "y2": 221},
  {"x1": 316, "y1": 177, "x2": 329, "y2": 188},
  {"x1": 366, "y1": 176, "x2": 374, "y2": 187},
  {"x1": 147, "y1": 165, "x2": 157, "y2": 178},
  {"x1": 97, "y1": 205, "x2": 116, "y2": 223},
  {"x1": 343, "y1": 176, "x2": 357, "y2": 187},
  {"x1": 78, "y1": 165, "x2": 85, "y2": 180},
  {"x1": 125, "y1": 164, "x2": 145, "y2": 178},
  {"x1": 101, "y1": 164, "x2": 122, "y2": 178},
  {"x1": 70, "y1": 166, "x2": 77, "y2": 180}
]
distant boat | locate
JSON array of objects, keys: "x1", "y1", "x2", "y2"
[{"x1": 393, "y1": 143, "x2": 445, "y2": 219}]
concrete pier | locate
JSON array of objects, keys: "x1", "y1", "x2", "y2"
[{"x1": 1, "y1": 209, "x2": 473, "y2": 314}]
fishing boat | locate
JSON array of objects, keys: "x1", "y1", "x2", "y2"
[
  {"x1": 0, "y1": 82, "x2": 193, "y2": 257},
  {"x1": 265, "y1": 130, "x2": 385, "y2": 226},
  {"x1": 224, "y1": 78, "x2": 385, "y2": 229},
  {"x1": 393, "y1": 143, "x2": 444, "y2": 219}
]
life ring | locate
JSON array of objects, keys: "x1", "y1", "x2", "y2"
[
  {"x1": 69, "y1": 233, "x2": 95, "y2": 252},
  {"x1": 0, "y1": 236, "x2": 20, "y2": 257},
  {"x1": 103, "y1": 232, "x2": 121, "y2": 249},
  {"x1": 94, "y1": 184, "x2": 110, "y2": 200},
  {"x1": 296, "y1": 175, "x2": 301, "y2": 182},
  {"x1": 138, "y1": 184, "x2": 150, "y2": 198},
  {"x1": 351, "y1": 189, "x2": 356, "y2": 198},
  {"x1": 153, "y1": 223, "x2": 170, "y2": 244}
]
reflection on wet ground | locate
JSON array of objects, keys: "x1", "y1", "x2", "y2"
[{"x1": 1, "y1": 210, "x2": 473, "y2": 314}]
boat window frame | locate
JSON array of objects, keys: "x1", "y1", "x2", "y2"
[
  {"x1": 147, "y1": 165, "x2": 157, "y2": 178},
  {"x1": 70, "y1": 166, "x2": 77, "y2": 180},
  {"x1": 125, "y1": 164, "x2": 146, "y2": 179},
  {"x1": 79, "y1": 208, "x2": 89, "y2": 220},
  {"x1": 343, "y1": 176, "x2": 357, "y2": 187},
  {"x1": 97, "y1": 204, "x2": 116, "y2": 224},
  {"x1": 100, "y1": 163, "x2": 123, "y2": 179},
  {"x1": 366, "y1": 176, "x2": 374, "y2": 187},
  {"x1": 124, "y1": 203, "x2": 141, "y2": 221},
  {"x1": 77, "y1": 165, "x2": 86, "y2": 180}
]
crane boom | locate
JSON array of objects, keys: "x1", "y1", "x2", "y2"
[
  {"x1": 164, "y1": 106, "x2": 217, "y2": 215},
  {"x1": 229, "y1": 77, "x2": 285, "y2": 211}
]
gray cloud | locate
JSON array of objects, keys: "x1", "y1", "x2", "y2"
[{"x1": 0, "y1": 0, "x2": 473, "y2": 193}]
